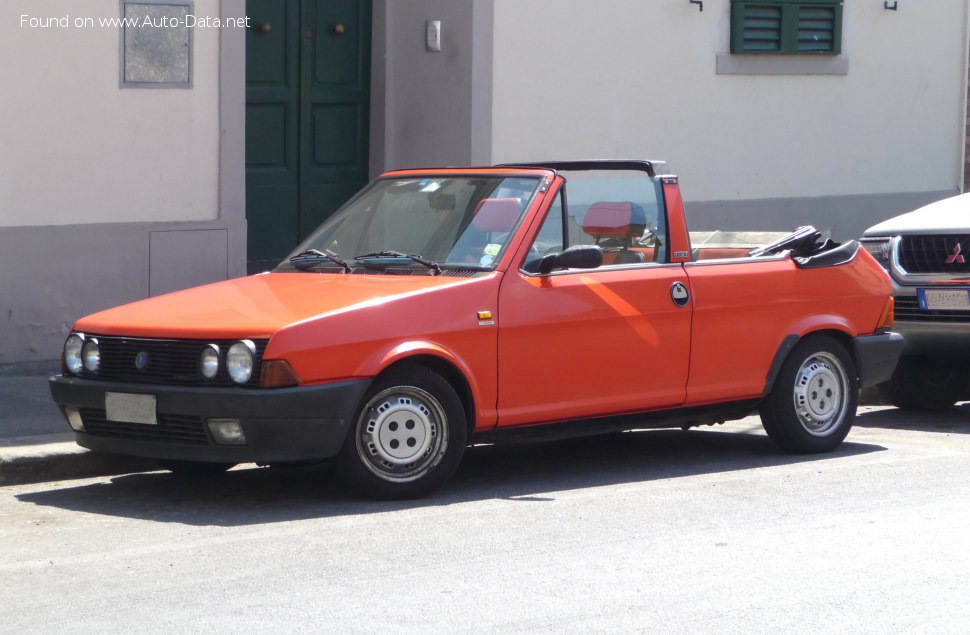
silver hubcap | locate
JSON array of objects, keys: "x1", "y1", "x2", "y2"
[
  {"x1": 356, "y1": 386, "x2": 448, "y2": 483},
  {"x1": 792, "y1": 351, "x2": 849, "y2": 436}
]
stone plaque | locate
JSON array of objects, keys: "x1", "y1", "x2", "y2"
[{"x1": 122, "y1": 2, "x2": 193, "y2": 87}]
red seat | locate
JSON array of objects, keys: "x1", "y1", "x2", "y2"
[{"x1": 583, "y1": 202, "x2": 647, "y2": 264}]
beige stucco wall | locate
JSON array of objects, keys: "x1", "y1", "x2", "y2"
[
  {"x1": 0, "y1": 0, "x2": 221, "y2": 227},
  {"x1": 491, "y1": 0, "x2": 970, "y2": 203}
]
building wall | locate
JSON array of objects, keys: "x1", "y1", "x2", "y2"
[
  {"x1": 490, "y1": 0, "x2": 970, "y2": 239},
  {"x1": 371, "y1": 0, "x2": 493, "y2": 172},
  {"x1": 0, "y1": 0, "x2": 220, "y2": 226},
  {"x1": 0, "y1": 0, "x2": 246, "y2": 363}
]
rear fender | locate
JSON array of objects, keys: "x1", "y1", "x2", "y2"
[{"x1": 763, "y1": 317, "x2": 857, "y2": 394}]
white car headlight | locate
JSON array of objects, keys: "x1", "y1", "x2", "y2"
[
  {"x1": 226, "y1": 340, "x2": 256, "y2": 384},
  {"x1": 64, "y1": 334, "x2": 85, "y2": 375},
  {"x1": 861, "y1": 237, "x2": 893, "y2": 270},
  {"x1": 82, "y1": 338, "x2": 100, "y2": 372},
  {"x1": 200, "y1": 344, "x2": 220, "y2": 379}
]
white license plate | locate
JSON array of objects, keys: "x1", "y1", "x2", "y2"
[
  {"x1": 918, "y1": 288, "x2": 970, "y2": 311},
  {"x1": 105, "y1": 392, "x2": 157, "y2": 425}
]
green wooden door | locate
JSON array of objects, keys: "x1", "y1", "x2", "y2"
[{"x1": 246, "y1": 0, "x2": 371, "y2": 273}]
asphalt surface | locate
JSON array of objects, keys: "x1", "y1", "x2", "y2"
[{"x1": 2, "y1": 406, "x2": 969, "y2": 633}]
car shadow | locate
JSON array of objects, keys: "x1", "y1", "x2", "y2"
[
  {"x1": 15, "y1": 426, "x2": 884, "y2": 527},
  {"x1": 854, "y1": 403, "x2": 970, "y2": 435}
]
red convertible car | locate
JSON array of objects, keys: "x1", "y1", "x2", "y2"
[{"x1": 50, "y1": 161, "x2": 902, "y2": 498}]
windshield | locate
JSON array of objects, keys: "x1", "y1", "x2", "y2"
[{"x1": 277, "y1": 176, "x2": 542, "y2": 272}]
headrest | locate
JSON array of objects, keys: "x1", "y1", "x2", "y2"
[
  {"x1": 583, "y1": 202, "x2": 647, "y2": 238},
  {"x1": 472, "y1": 198, "x2": 521, "y2": 232}
]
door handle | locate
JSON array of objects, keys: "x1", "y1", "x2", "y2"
[
  {"x1": 256, "y1": 22, "x2": 272, "y2": 35},
  {"x1": 330, "y1": 23, "x2": 346, "y2": 36}
]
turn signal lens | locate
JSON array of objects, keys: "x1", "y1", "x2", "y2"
[
  {"x1": 260, "y1": 360, "x2": 301, "y2": 388},
  {"x1": 207, "y1": 419, "x2": 247, "y2": 445},
  {"x1": 876, "y1": 297, "x2": 895, "y2": 332},
  {"x1": 65, "y1": 406, "x2": 85, "y2": 432}
]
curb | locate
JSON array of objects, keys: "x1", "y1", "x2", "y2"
[{"x1": 0, "y1": 435, "x2": 157, "y2": 486}]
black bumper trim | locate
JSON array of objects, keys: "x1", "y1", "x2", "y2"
[
  {"x1": 853, "y1": 332, "x2": 904, "y2": 388},
  {"x1": 49, "y1": 375, "x2": 371, "y2": 464}
]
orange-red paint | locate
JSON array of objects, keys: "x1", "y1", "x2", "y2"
[{"x1": 68, "y1": 166, "x2": 894, "y2": 433}]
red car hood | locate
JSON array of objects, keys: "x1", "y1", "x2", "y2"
[{"x1": 74, "y1": 272, "x2": 488, "y2": 339}]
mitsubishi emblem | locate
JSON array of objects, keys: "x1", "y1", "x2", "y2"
[{"x1": 946, "y1": 242, "x2": 965, "y2": 264}]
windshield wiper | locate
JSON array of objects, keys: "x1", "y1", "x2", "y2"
[
  {"x1": 355, "y1": 251, "x2": 442, "y2": 275},
  {"x1": 288, "y1": 249, "x2": 352, "y2": 273}
]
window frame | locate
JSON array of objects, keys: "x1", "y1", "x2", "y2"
[
  {"x1": 730, "y1": 0, "x2": 843, "y2": 56},
  {"x1": 518, "y1": 180, "x2": 673, "y2": 277}
]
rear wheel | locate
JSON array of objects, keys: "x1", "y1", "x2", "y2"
[
  {"x1": 880, "y1": 355, "x2": 969, "y2": 411},
  {"x1": 336, "y1": 364, "x2": 467, "y2": 500},
  {"x1": 761, "y1": 335, "x2": 858, "y2": 453}
]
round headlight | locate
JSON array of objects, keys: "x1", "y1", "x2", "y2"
[
  {"x1": 200, "y1": 344, "x2": 220, "y2": 379},
  {"x1": 64, "y1": 334, "x2": 85, "y2": 375},
  {"x1": 82, "y1": 338, "x2": 100, "y2": 372},
  {"x1": 226, "y1": 340, "x2": 256, "y2": 384}
]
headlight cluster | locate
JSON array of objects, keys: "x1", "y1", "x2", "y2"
[
  {"x1": 63, "y1": 334, "x2": 257, "y2": 384},
  {"x1": 861, "y1": 237, "x2": 894, "y2": 270},
  {"x1": 197, "y1": 339, "x2": 256, "y2": 383},
  {"x1": 64, "y1": 333, "x2": 99, "y2": 374}
]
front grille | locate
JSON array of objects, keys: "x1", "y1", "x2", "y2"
[
  {"x1": 894, "y1": 296, "x2": 970, "y2": 323},
  {"x1": 79, "y1": 408, "x2": 208, "y2": 445},
  {"x1": 79, "y1": 336, "x2": 268, "y2": 387},
  {"x1": 898, "y1": 235, "x2": 970, "y2": 274}
]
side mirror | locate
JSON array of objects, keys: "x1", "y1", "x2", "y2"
[{"x1": 537, "y1": 245, "x2": 603, "y2": 274}]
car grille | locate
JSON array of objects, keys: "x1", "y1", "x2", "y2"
[
  {"x1": 79, "y1": 408, "x2": 209, "y2": 445},
  {"x1": 894, "y1": 296, "x2": 970, "y2": 323},
  {"x1": 898, "y1": 235, "x2": 970, "y2": 274},
  {"x1": 78, "y1": 336, "x2": 268, "y2": 387}
]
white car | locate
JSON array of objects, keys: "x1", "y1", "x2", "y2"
[{"x1": 862, "y1": 193, "x2": 970, "y2": 409}]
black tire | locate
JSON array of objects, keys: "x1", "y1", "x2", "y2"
[
  {"x1": 760, "y1": 335, "x2": 858, "y2": 453},
  {"x1": 158, "y1": 460, "x2": 235, "y2": 475},
  {"x1": 336, "y1": 364, "x2": 467, "y2": 500},
  {"x1": 880, "y1": 355, "x2": 969, "y2": 411}
]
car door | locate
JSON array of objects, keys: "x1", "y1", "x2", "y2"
[{"x1": 496, "y1": 177, "x2": 692, "y2": 427}]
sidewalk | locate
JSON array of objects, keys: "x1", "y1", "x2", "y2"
[{"x1": 0, "y1": 362, "x2": 155, "y2": 485}]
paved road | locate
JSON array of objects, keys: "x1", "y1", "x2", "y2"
[{"x1": 2, "y1": 406, "x2": 969, "y2": 633}]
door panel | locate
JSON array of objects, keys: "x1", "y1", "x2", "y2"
[
  {"x1": 497, "y1": 267, "x2": 692, "y2": 427},
  {"x1": 245, "y1": 0, "x2": 370, "y2": 273},
  {"x1": 246, "y1": 0, "x2": 300, "y2": 272},
  {"x1": 300, "y1": 0, "x2": 371, "y2": 238}
]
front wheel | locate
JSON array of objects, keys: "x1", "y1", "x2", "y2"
[
  {"x1": 760, "y1": 335, "x2": 858, "y2": 453},
  {"x1": 336, "y1": 364, "x2": 467, "y2": 500}
]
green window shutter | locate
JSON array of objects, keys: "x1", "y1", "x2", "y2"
[
  {"x1": 796, "y1": 4, "x2": 842, "y2": 54},
  {"x1": 731, "y1": 1, "x2": 842, "y2": 55},
  {"x1": 732, "y1": 3, "x2": 783, "y2": 53}
]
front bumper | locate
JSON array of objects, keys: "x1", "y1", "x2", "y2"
[
  {"x1": 890, "y1": 278, "x2": 970, "y2": 357},
  {"x1": 853, "y1": 332, "x2": 904, "y2": 388},
  {"x1": 49, "y1": 375, "x2": 371, "y2": 464}
]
